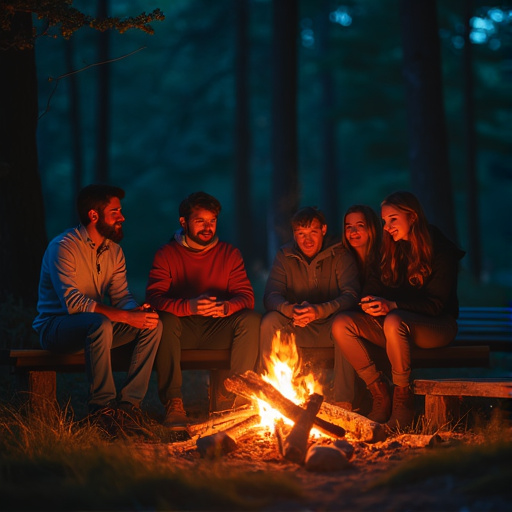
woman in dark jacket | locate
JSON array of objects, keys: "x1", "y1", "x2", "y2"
[{"x1": 332, "y1": 191, "x2": 465, "y2": 429}]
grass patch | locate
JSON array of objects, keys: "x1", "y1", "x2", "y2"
[
  {"x1": 372, "y1": 410, "x2": 512, "y2": 497},
  {"x1": 0, "y1": 401, "x2": 303, "y2": 511}
]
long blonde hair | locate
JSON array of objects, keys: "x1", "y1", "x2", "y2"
[{"x1": 380, "y1": 191, "x2": 432, "y2": 287}]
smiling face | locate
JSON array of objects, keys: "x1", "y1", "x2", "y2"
[
  {"x1": 381, "y1": 204, "x2": 415, "y2": 242},
  {"x1": 293, "y1": 218, "x2": 327, "y2": 259},
  {"x1": 180, "y1": 207, "x2": 218, "y2": 246},
  {"x1": 95, "y1": 197, "x2": 125, "y2": 243},
  {"x1": 344, "y1": 212, "x2": 370, "y2": 251}
]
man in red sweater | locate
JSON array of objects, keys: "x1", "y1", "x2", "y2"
[{"x1": 146, "y1": 192, "x2": 260, "y2": 430}]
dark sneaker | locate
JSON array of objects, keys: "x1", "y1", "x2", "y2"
[
  {"x1": 163, "y1": 398, "x2": 189, "y2": 431},
  {"x1": 88, "y1": 405, "x2": 120, "y2": 438},
  {"x1": 116, "y1": 402, "x2": 150, "y2": 437}
]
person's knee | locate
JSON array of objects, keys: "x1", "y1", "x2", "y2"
[
  {"x1": 331, "y1": 312, "x2": 355, "y2": 345},
  {"x1": 237, "y1": 309, "x2": 262, "y2": 329},
  {"x1": 383, "y1": 311, "x2": 407, "y2": 337},
  {"x1": 157, "y1": 312, "x2": 181, "y2": 351},
  {"x1": 89, "y1": 313, "x2": 113, "y2": 337},
  {"x1": 261, "y1": 311, "x2": 287, "y2": 333}
]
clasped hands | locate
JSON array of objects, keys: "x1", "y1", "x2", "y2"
[
  {"x1": 359, "y1": 295, "x2": 397, "y2": 316},
  {"x1": 190, "y1": 294, "x2": 228, "y2": 317},
  {"x1": 291, "y1": 301, "x2": 318, "y2": 327},
  {"x1": 132, "y1": 303, "x2": 160, "y2": 330}
]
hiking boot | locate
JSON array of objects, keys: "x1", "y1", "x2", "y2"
[
  {"x1": 366, "y1": 375, "x2": 392, "y2": 424},
  {"x1": 163, "y1": 398, "x2": 189, "y2": 431},
  {"x1": 116, "y1": 402, "x2": 149, "y2": 437},
  {"x1": 386, "y1": 385, "x2": 415, "y2": 430},
  {"x1": 88, "y1": 404, "x2": 120, "y2": 438}
]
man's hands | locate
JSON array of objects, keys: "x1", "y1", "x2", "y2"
[
  {"x1": 129, "y1": 303, "x2": 160, "y2": 329},
  {"x1": 359, "y1": 296, "x2": 397, "y2": 316},
  {"x1": 189, "y1": 294, "x2": 228, "y2": 317},
  {"x1": 291, "y1": 301, "x2": 318, "y2": 327}
]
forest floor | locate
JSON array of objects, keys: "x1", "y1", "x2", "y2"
[{"x1": 1, "y1": 366, "x2": 511, "y2": 511}]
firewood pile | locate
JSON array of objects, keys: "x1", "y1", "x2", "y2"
[{"x1": 185, "y1": 370, "x2": 387, "y2": 472}]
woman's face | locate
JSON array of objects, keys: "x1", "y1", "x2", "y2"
[
  {"x1": 381, "y1": 204, "x2": 414, "y2": 242},
  {"x1": 344, "y1": 212, "x2": 370, "y2": 250}
]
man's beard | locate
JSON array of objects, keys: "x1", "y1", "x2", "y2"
[
  {"x1": 97, "y1": 216, "x2": 124, "y2": 243},
  {"x1": 184, "y1": 225, "x2": 214, "y2": 247}
]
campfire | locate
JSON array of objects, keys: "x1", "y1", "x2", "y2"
[{"x1": 188, "y1": 331, "x2": 387, "y2": 471}]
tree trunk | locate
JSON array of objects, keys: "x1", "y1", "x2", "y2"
[
  {"x1": 399, "y1": 0, "x2": 457, "y2": 241},
  {"x1": 234, "y1": 0, "x2": 252, "y2": 261},
  {"x1": 0, "y1": 12, "x2": 47, "y2": 308},
  {"x1": 95, "y1": 0, "x2": 110, "y2": 183},
  {"x1": 269, "y1": 0, "x2": 299, "y2": 261},
  {"x1": 318, "y1": 0, "x2": 338, "y2": 230},
  {"x1": 463, "y1": 0, "x2": 481, "y2": 279},
  {"x1": 64, "y1": 38, "x2": 84, "y2": 224}
]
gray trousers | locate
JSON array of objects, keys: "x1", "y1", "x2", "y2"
[
  {"x1": 332, "y1": 309, "x2": 458, "y2": 387},
  {"x1": 40, "y1": 313, "x2": 162, "y2": 411},
  {"x1": 259, "y1": 311, "x2": 356, "y2": 403},
  {"x1": 155, "y1": 309, "x2": 261, "y2": 403}
]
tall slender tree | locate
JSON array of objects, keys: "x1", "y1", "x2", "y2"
[
  {"x1": 64, "y1": 37, "x2": 84, "y2": 223},
  {"x1": 270, "y1": 0, "x2": 299, "y2": 259},
  {"x1": 317, "y1": 0, "x2": 338, "y2": 230},
  {"x1": 399, "y1": 0, "x2": 457, "y2": 241},
  {"x1": 463, "y1": 0, "x2": 481, "y2": 278},
  {"x1": 95, "y1": 0, "x2": 111, "y2": 183},
  {"x1": 0, "y1": 12, "x2": 47, "y2": 307},
  {"x1": 234, "y1": 0, "x2": 252, "y2": 261}
]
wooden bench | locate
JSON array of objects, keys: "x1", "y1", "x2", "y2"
[
  {"x1": 414, "y1": 378, "x2": 512, "y2": 431},
  {"x1": 1, "y1": 306, "x2": 508, "y2": 415},
  {"x1": 0, "y1": 345, "x2": 231, "y2": 413}
]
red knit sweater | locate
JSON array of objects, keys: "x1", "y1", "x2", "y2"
[{"x1": 145, "y1": 239, "x2": 254, "y2": 316}]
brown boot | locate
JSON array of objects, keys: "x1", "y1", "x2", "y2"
[
  {"x1": 163, "y1": 398, "x2": 188, "y2": 431},
  {"x1": 366, "y1": 376, "x2": 391, "y2": 423},
  {"x1": 386, "y1": 385, "x2": 415, "y2": 430}
]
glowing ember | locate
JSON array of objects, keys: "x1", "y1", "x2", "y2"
[{"x1": 258, "y1": 331, "x2": 323, "y2": 429}]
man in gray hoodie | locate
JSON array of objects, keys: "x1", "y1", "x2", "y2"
[{"x1": 260, "y1": 207, "x2": 360, "y2": 408}]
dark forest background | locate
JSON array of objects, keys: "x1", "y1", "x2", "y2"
[{"x1": 1, "y1": 0, "x2": 511, "y2": 347}]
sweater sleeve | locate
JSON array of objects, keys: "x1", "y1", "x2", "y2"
[
  {"x1": 224, "y1": 248, "x2": 255, "y2": 315},
  {"x1": 145, "y1": 245, "x2": 193, "y2": 316},
  {"x1": 263, "y1": 251, "x2": 292, "y2": 316},
  {"x1": 394, "y1": 243, "x2": 461, "y2": 316}
]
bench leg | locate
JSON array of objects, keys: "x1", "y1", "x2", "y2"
[
  {"x1": 14, "y1": 370, "x2": 57, "y2": 413},
  {"x1": 424, "y1": 395, "x2": 460, "y2": 432}
]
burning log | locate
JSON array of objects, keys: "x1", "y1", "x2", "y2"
[
  {"x1": 225, "y1": 370, "x2": 346, "y2": 439},
  {"x1": 319, "y1": 402, "x2": 387, "y2": 443},
  {"x1": 195, "y1": 414, "x2": 261, "y2": 459},
  {"x1": 282, "y1": 393, "x2": 323, "y2": 464},
  {"x1": 188, "y1": 405, "x2": 257, "y2": 437}
]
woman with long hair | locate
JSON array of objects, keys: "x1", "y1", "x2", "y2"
[
  {"x1": 332, "y1": 191, "x2": 465, "y2": 429},
  {"x1": 342, "y1": 204, "x2": 382, "y2": 286}
]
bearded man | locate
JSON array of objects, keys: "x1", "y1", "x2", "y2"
[
  {"x1": 33, "y1": 184, "x2": 162, "y2": 435},
  {"x1": 145, "y1": 191, "x2": 260, "y2": 430}
]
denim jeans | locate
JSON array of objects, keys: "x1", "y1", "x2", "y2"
[
  {"x1": 155, "y1": 309, "x2": 261, "y2": 403},
  {"x1": 259, "y1": 310, "x2": 356, "y2": 403},
  {"x1": 332, "y1": 309, "x2": 458, "y2": 387},
  {"x1": 40, "y1": 313, "x2": 162, "y2": 411}
]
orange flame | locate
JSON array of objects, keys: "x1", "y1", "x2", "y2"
[{"x1": 258, "y1": 330, "x2": 323, "y2": 429}]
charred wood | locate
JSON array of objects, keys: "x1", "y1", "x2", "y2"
[{"x1": 225, "y1": 370, "x2": 346, "y2": 439}]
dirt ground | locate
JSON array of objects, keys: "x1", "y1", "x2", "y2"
[
  {"x1": 1, "y1": 368, "x2": 511, "y2": 511},
  {"x1": 138, "y1": 422, "x2": 511, "y2": 512}
]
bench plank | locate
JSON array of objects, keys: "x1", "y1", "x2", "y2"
[{"x1": 414, "y1": 378, "x2": 512, "y2": 431}]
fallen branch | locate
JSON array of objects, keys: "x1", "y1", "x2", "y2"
[{"x1": 319, "y1": 402, "x2": 387, "y2": 443}]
